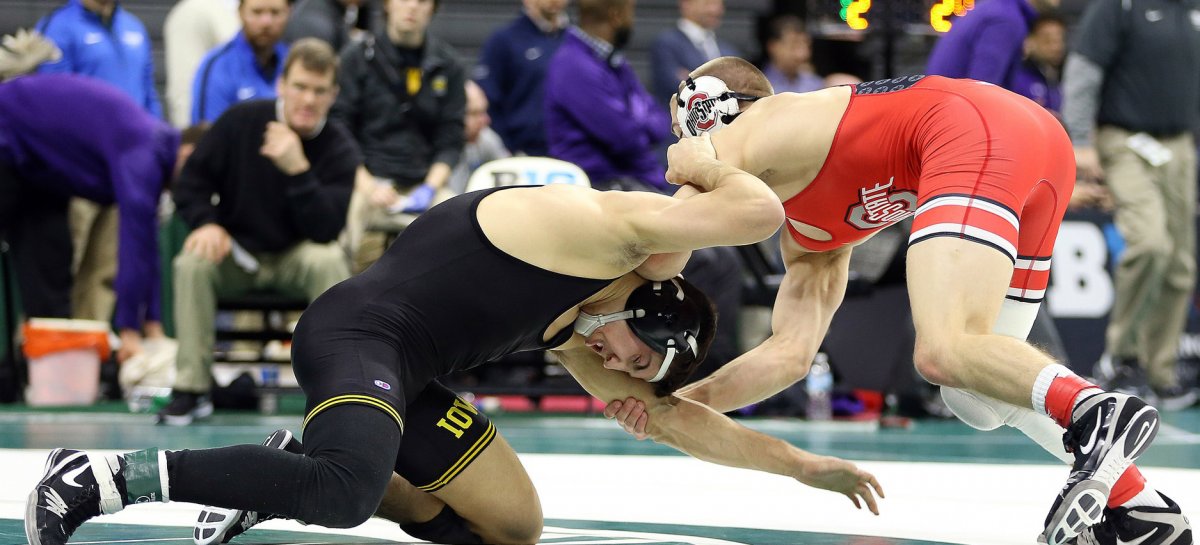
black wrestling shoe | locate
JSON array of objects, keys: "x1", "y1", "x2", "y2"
[
  {"x1": 1073, "y1": 493, "x2": 1192, "y2": 545},
  {"x1": 193, "y1": 429, "x2": 302, "y2": 545},
  {"x1": 26, "y1": 449, "x2": 125, "y2": 545},
  {"x1": 1042, "y1": 392, "x2": 1161, "y2": 545}
]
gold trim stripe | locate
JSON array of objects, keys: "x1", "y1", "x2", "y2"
[
  {"x1": 417, "y1": 421, "x2": 496, "y2": 492},
  {"x1": 303, "y1": 395, "x2": 404, "y2": 433}
]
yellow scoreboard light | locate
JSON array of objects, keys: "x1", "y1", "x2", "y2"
[
  {"x1": 839, "y1": 0, "x2": 871, "y2": 30},
  {"x1": 931, "y1": 0, "x2": 976, "y2": 33}
]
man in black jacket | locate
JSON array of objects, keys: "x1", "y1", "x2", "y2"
[
  {"x1": 161, "y1": 38, "x2": 361, "y2": 425},
  {"x1": 331, "y1": 0, "x2": 466, "y2": 269}
]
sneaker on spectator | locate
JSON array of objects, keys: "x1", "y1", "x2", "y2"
[
  {"x1": 1093, "y1": 355, "x2": 1157, "y2": 403},
  {"x1": 1153, "y1": 385, "x2": 1198, "y2": 412},
  {"x1": 156, "y1": 392, "x2": 214, "y2": 426}
]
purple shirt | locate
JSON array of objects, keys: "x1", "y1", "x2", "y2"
[
  {"x1": 925, "y1": 0, "x2": 1037, "y2": 87},
  {"x1": 0, "y1": 74, "x2": 178, "y2": 330},
  {"x1": 1008, "y1": 60, "x2": 1062, "y2": 115},
  {"x1": 544, "y1": 28, "x2": 672, "y2": 191}
]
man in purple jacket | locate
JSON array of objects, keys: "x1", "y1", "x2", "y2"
[
  {"x1": 0, "y1": 74, "x2": 185, "y2": 361},
  {"x1": 925, "y1": 0, "x2": 1059, "y2": 87},
  {"x1": 544, "y1": 0, "x2": 672, "y2": 193}
]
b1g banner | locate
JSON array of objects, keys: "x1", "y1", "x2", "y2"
[{"x1": 1048, "y1": 209, "x2": 1200, "y2": 376}]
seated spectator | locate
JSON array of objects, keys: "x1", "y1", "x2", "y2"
[
  {"x1": 651, "y1": 0, "x2": 739, "y2": 102},
  {"x1": 165, "y1": 0, "x2": 240, "y2": 127},
  {"x1": 0, "y1": 34, "x2": 185, "y2": 365},
  {"x1": 1009, "y1": 13, "x2": 1065, "y2": 115},
  {"x1": 332, "y1": 0, "x2": 466, "y2": 268},
  {"x1": 761, "y1": 15, "x2": 823, "y2": 94},
  {"x1": 448, "y1": 81, "x2": 511, "y2": 194},
  {"x1": 285, "y1": 0, "x2": 382, "y2": 53},
  {"x1": 165, "y1": 39, "x2": 359, "y2": 425},
  {"x1": 192, "y1": 0, "x2": 290, "y2": 124},
  {"x1": 475, "y1": 0, "x2": 568, "y2": 156}
]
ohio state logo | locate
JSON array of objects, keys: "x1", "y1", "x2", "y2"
[
  {"x1": 685, "y1": 92, "x2": 719, "y2": 134},
  {"x1": 845, "y1": 177, "x2": 916, "y2": 230}
]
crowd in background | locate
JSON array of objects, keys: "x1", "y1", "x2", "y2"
[{"x1": 1, "y1": 0, "x2": 1197, "y2": 423}]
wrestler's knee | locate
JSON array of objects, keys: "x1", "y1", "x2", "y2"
[
  {"x1": 295, "y1": 460, "x2": 389, "y2": 528},
  {"x1": 940, "y1": 386, "x2": 1004, "y2": 431},
  {"x1": 487, "y1": 514, "x2": 543, "y2": 545},
  {"x1": 304, "y1": 492, "x2": 380, "y2": 528},
  {"x1": 912, "y1": 337, "x2": 959, "y2": 387}
]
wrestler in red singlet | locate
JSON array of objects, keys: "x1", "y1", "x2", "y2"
[{"x1": 784, "y1": 75, "x2": 1074, "y2": 305}]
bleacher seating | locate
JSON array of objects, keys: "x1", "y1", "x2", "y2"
[{"x1": 0, "y1": 0, "x2": 771, "y2": 100}]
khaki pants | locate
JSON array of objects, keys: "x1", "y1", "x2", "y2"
[
  {"x1": 69, "y1": 199, "x2": 118, "y2": 322},
  {"x1": 172, "y1": 241, "x2": 350, "y2": 393},
  {"x1": 351, "y1": 181, "x2": 455, "y2": 273},
  {"x1": 1098, "y1": 127, "x2": 1198, "y2": 389}
]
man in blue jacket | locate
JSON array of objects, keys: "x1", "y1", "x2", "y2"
[
  {"x1": 0, "y1": 73, "x2": 184, "y2": 363},
  {"x1": 650, "y1": 0, "x2": 740, "y2": 103},
  {"x1": 36, "y1": 0, "x2": 161, "y2": 117},
  {"x1": 475, "y1": 0, "x2": 568, "y2": 156},
  {"x1": 192, "y1": 0, "x2": 291, "y2": 124}
]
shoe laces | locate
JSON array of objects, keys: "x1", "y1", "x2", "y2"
[
  {"x1": 60, "y1": 483, "x2": 102, "y2": 536},
  {"x1": 1076, "y1": 514, "x2": 1118, "y2": 545}
]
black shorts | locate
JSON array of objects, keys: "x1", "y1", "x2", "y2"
[
  {"x1": 301, "y1": 377, "x2": 495, "y2": 493},
  {"x1": 395, "y1": 381, "x2": 496, "y2": 492}
]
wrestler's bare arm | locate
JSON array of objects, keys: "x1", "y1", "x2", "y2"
[
  {"x1": 633, "y1": 184, "x2": 703, "y2": 281},
  {"x1": 598, "y1": 141, "x2": 785, "y2": 255},
  {"x1": 676, "y1": 239, "x2": 853, "y2": 413},
  {"x1": 554, "y1": 347, "x2": 883, "y2": 514}
]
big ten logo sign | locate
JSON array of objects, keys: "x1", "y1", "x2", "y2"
[
  {"x1": 436, "y1": 397, "x2": 479, "y2": 439},
  {"x1": 1048, "y1": 221, "x2": 1113, "y2": 318},
  {"x1": 489, "y1": 169, "x2": 585, "y2": 187}
]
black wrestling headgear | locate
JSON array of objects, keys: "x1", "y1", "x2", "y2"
[{"x1": 573, "y1": 278, "x2": 702, "y2": 382}]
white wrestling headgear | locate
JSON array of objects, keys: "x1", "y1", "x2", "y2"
[{"x1": 674, "y1": 75, "x2": 764, "y2": 137}]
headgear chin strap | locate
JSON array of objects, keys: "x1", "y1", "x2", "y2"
[
  {"x1": 675, "y1": 75, "x2": 763, "y2": 137},
  {"x1": 573, "y1": 278, "x2": 702, "y2": 383}
]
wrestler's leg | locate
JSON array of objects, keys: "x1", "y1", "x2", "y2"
[
  {"x1": 905, "y1": 237, "x2": 1049, "y2": 406},
  {"x1": 377, "y1": 434, "x2": 542, "y2": 545},
  {"x1": 383, "y1": 383, "x2": 542, "y2": 545}
]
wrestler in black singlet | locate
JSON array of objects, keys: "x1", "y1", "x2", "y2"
[
  {"x1": 293, "y1": 185, "x2": 614, "y2": 432},
  {"x1": 161, "y1": 187, "x2": 625, "y2": 534}
]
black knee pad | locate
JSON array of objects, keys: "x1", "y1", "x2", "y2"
[{"x1": 400, "y1": 505, "x2": 482, "y2": 544}]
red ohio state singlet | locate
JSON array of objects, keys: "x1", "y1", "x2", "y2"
[{"x1": 783, "y1": 75, "x2": 1075, "y2": 303}]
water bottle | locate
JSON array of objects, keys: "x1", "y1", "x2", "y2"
[
  {"x1": 260, "y1": 365, "x2": 280, "y2": 414},
  {"x1": 805, "y1": 352, "x2": 833, "y2": 421}
]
